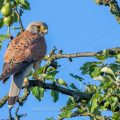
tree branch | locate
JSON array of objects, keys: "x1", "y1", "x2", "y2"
[
  {"x1": 27, "y1": 80, "x2": 120, "y2": 112},
  {"x1": 28, "y1": 80, "x2": 92, "y2": 102},
  {"x1": 0, "y1": 47, "x2": 120, "y2": 111},
  {"x1": 44, "y1": 47, "x2": 120, "y2": 61}
]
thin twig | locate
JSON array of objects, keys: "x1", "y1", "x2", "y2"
[{"x1": 14, "y1": 1, "x2": 24, "y2": 32}]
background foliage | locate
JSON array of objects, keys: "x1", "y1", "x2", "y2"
[{"x1": 0, "y1": 0, "x2": 120, "y2": 120}]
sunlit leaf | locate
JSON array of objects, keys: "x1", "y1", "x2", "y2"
[
  {"x1": 59, "y1": 110, "x2": 71, "y2": 119},
  {"x1": 31, "y1": 87, "x2": 44, "y2": 101},
  {"x1": 51, "y1": 90, "x2": 59, "y2": 102},
  {"x1": 57, "y1": 78, "x2": 68, "y2": 87},
  {"x1": 89, "y1": 93, "x2": 100, "y2": 113},
  {"x1": 19, "y1": 0, "x2": 31, "y2": 10},
  {"x1": 0, "y1": 34, "x2": 9, "y2": 49}
]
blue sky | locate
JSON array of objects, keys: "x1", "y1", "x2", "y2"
[{"x1": 0, "y1": 0, "x2": 120, "y2": 120}]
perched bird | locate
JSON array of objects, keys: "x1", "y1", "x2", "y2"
[{"x1": 0, "y1": 22, "x2": 48, "y2": 108}]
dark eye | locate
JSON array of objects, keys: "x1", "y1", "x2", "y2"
[{"x1": 37, "y1": 26, "x2": 40, "y2": 29}]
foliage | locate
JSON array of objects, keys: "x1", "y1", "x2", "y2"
[{"x1": 0, "y1": 0, "x2": 120, "y2": 120}]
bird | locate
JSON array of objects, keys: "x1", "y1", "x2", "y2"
[{"x1": 0, "y1": 22, "x2": 48, "y2": 109}]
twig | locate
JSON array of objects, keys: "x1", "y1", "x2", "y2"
[
  {"x1": 15, "y1": 107, "x2": 27, "y2": 120},
  {"x1": 14, "y1": 1, "x2": 24, "y2": 32}
]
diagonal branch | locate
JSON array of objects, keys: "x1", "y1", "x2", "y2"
[{"x1": 28, "y1": 80, "x2": 92, "y2": 102}]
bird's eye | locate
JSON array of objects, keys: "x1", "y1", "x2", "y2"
[{"x1": 37, "y1": 26, "x2": 40, "y2": 29}]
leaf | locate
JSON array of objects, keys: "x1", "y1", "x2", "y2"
[
  {"x1": 59, "y1": 110, "x2": 71, "y2": 119},
  {"x1": 112, "y1": 112, "x2": 120, "y2": 120},
  {"x1": 57, "y1": 78, "x2": 68, "y2": 87},
  {"x1": 67, "y1": 97, "x2": 75, "y2": 105},
  {"x1": 95, "y1": 49, "x2": 109, "y2": 60},
  {"x1": 80, "y1": 62, "x2": 101, "y2": 75},
  {"x1": 102, "y1": 49, "x2": 109, "y2": 58},
  {"x1": 110, "y1": 97, "x2": 118, "y2": 111},
  {"x1": 70, "y1": 73, "x2": 84, "y2": 82},
  {"x1": 35, "y1": 67, "x2": 44, "y2": 75},
  {"x1": 70, "y1": 83, "x2": 79, "y2": 91},
  {"x1": 89, "y1": 93, "x2": 100, "y2": 113},
  {"x1": 0, "y1": 0, "x2": 4, "y2": 9},
  {"x1": 91, "y1": 67, "x2": 101, "y2": 78},
  {"x1": 0, "y1": 18, "x2": 4, "y2": 28},
  {"x1": 0, "y1": 34, "x2": 9, "y2": 49},
  {"x1": 116, "y1": 54, "x2": 120, "y2": 63},
  {"x1": 19, "y1": 0, "x2": 31, "y2": 10},
  {"x1": 100, "y1": 67, "x2": 116, "y2": 80},
  {"x1": 31, "y1": 87, "x2": 44, "y2": 101},
  {"x1": 51, "y1": 90, "x2": 59, "y2": 102},
  {"x1": 47, "y1": 70, "x2": 59, "y2": 77},
  {"x1": 12, "y1": 12, "x2": 18, "y2": 22},
  {"x1": 100, "y1": 67, "x2": 115, "y2": 75},
  {"x1": 45, "y1": 117, "x2": 55, "y2": 120}
]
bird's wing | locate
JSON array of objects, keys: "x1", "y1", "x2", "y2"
[{"x1": 0, "y1": 31, "x2": 47, "y2": 81}]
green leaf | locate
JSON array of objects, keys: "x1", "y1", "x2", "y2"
[
  {"x1": 110, "y1": 97, "x2": 118, "y2": 111},
  {"x1": 89, "y1": 93, "x2": 100, "y2": 113},
  {"x1": 59, "y1": 110, "x2": 71, "y2": 119},
  {"x1": 51, "y1": 90, "x2": 59, "y2": 102},
  {"x1": 45, "y1": 117, "x2": 55, "y2": 120},
  {"x1": 70, "y1": 73, "x2": 84, "y2": 82},
  {"x1": 0, "y1": 0, "x2": 4, "y2": 9},
  {"x1": 102, "y1": 49, "x2": 109, "y2": 58},
  {"x1": 47, "y1": 70, "x2": 59, "y2": 77},
  {"x1": 35, "y1": 67, "x2": 44, "y2": 75},
  {"x1": 91, "y1": 67, "x2": 101, "y2": 78},
  {"x1": 96, "y1": 49, "x2": 109, "y2": 60},
  {"x1": 57, "y1": 78, "x2": 68, "y2": 87},
  {"x1": 70, "y1": 83, "x2": 79, "y2": 91},
  {"x1": 0, "y1": 18, "x2": 4, "y2": 28},
  {"x1": 31, "y1": 87, "x2": 44, "y2": 101},
  {"x1": 0, "y1": 34, "x2": 9, "y2": 49},
  {"x1": 67, "y1": 97, "x2": 75, "y2": 105},
  {"x1": 116, "y1": 54, "x2": 120, "y2": 63},
  {"x1": 80, "y1": 62, "x2": 101, "y2": 75},
  {"x1": 19, "y1": 0, "x2": 31, "y2": 10},
  {"x1": 112, "y1": 112, "x2": 120, "y2": 120},
  {"x1": 12, "y1": 12, "x2": 18, "y2": 22}
]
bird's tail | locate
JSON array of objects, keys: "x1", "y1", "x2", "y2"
[
  {"x1": 8, "y1": 64, "x2": 33, "y2": 108},
  {"x1": 8, "y1": 72, "x2": 25, "y2": 108}
]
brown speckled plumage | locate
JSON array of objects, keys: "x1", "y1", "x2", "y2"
[
  {"x1": 0, "y1": 22, "x2": 48, "y2": 107},
  {"x1": 0, "y1": 30, "x2": 46, "y2": 81}
]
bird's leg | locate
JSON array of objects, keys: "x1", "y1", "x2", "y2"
[{"x1": 8, "y1": 107, "x2": 14, "y2": 120}]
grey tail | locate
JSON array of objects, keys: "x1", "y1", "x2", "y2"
[
  {"x1": 8, "y1": 63, "x2": 33, "y2": 107},
  {"x1": 8, "y1": 72, "x2": 25, "y2": 107}
]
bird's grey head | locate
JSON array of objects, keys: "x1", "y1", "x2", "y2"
[{"x1": 26, "y1": 22, "x2": 48, "y2": 37}]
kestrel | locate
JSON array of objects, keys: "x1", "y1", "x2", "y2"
[{"x1": 0, "y1": 22, "x2": 48, "y2": 108}]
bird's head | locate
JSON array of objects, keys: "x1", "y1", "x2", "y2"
[{"x1": 26, "y1": 22, "x2": 48, "y2": 37}]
